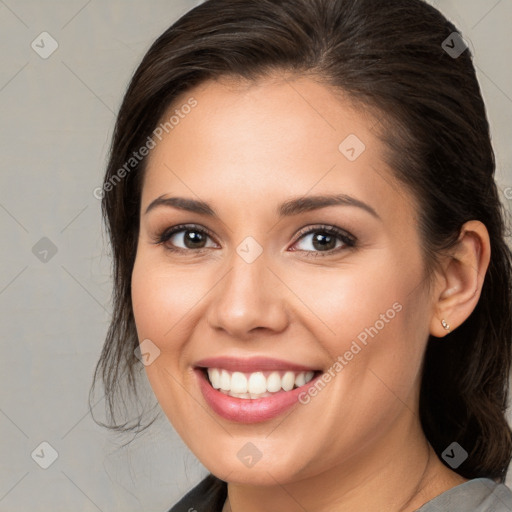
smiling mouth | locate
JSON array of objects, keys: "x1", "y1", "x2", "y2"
[{"x1": 201, "y1": 368, "x2": 320, "y2": 399}]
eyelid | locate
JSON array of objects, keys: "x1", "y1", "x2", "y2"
[
  {"x1": 153, "y1": 223, "x2": 219, "y2": 249},
  {"x1": 292, "y1": 224, "x2": 356, "y2": 245},
  {"x1": 289, "y1": 224, "x2": 357, "y2": 256},
  {"x1": 153, "y1": 223, "x2": 357, "y2": 255}
]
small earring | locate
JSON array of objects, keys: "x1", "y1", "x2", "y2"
[{"x1": 441, "y1": 319, "x2": 451, "y2": 333}]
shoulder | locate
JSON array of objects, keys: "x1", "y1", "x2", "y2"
[
  {"x1": 167, "y1": 474, "x2": 227, "y2": 512},
  {"x1": 416, "y1": 477, "x2": 512, "y2": 512}
]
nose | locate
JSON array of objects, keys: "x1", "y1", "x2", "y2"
[{"x1": 206, "y1": 250, "x2": 289, "y2": 339}]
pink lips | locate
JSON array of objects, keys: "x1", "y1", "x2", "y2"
[
  {"x1": 194, "y1": 356, "x2": 320, "y2": 424},
  {"x1": 194, "y1": 356, "x2": 318, "y2": 373}
]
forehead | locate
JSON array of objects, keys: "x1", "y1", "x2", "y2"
[{"x1": 141, "y1": 75, "x2": 416, "y2": 225}]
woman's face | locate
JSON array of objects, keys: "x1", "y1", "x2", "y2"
[{"x1": 131, "y1": 75, "x2": 436, "y2": 484}]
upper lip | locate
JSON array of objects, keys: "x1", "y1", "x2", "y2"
[{"x1": 194, "y1": 356, "x2": 319, "y2": 373}]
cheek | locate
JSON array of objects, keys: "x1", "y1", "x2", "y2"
[
  {"x1": 328, "y1": 271, "x2": 429, "y2": 420},
  {"x1": 284, "y1": 251, "x2": 429, "y2": 405},
  {"x1": 130, "y1": 254, "x2": 219, "y2": 412},
  {"x1": 131, "y1": 262, "x2": 165, "y2": 342},
  {"x1": 281, "y1": 253, "x2": 418, "y2": 348},
  {"x1": 130, "y1": 256, "x2": 192, "y2": 413},
  {"x1": 130, "y1": 257, "x2": 200, "y2": 421},
  {"x1": 131, "y1": 255, "x2": 204, "y2": 344}
]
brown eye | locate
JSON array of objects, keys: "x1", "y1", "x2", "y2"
[
  {"x1": 157, "y1": 224, "x2": 217, "y2": 252},
  {"x1": 178, "y1": 229, "x2": 208, "y2": 249},
  {"x1": 291, "y1": 225, "x2": 356, "y2": 256}
]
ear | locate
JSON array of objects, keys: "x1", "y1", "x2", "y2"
[{"x1": 430, "y1": 220, "x2": 491, "y2": 338}]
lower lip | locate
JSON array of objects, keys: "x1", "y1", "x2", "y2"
[{"x1": 195, "y1": 368, "x2": 319, "y2": 424}]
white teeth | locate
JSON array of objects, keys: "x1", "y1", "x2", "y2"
[
  {"x1": 219, "y1": 370, "x2": 230, "y2": 391},
  {"x1": 266, "y1": 371, "x2": 282, "y2": 392},
  {"x1": 206, "y1": 368, "x2": 316, "y2": 398},
  {"x1": 231, "y1": 372, "x2": 247, "y2": 393},
  {"x1": 248, "y1": 372, "x2": 267, "y2": 394},
  {"x1": 282, "y1": 371, "x2": 295, "y2": 391},
  {"x1": 231, "y1": 392, "x2": 250, "y2": 399},
  {"x1": 294, "y1": 372, "x2": 306, "y2": 387},
  {"x1": 209, "y1": 368, "x2": 221, "y2": 389}
]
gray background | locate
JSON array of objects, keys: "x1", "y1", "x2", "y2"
[{"x1": 1, "y1": 1, "x2": 511, "y2": 510}]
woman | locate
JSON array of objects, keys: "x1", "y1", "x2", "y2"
[{"x1": 90, "y1": 0, "x2": 512, "y2": 510}]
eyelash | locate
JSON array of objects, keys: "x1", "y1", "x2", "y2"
[{"x1": 153, "y1": 223, "x2": 357, "y2": 258}]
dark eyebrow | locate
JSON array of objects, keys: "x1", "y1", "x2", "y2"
[
  {"x1": 145, "y1": 195, "x2": 217, "y2": 216},
  {"x1": 144, "y1": 193, "x2": 380, "y2": 219},
  {"x1": 277, "y1": 194, "x2": 380, "y2": 219}
]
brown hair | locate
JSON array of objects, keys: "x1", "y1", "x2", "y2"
[{"x1": 90, "y1": 0, "x2": 512, "y2": 481}]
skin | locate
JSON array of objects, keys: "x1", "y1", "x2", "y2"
[{"x1": 131, "y1": 75, "x2": 490, "y2": 512}]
